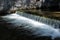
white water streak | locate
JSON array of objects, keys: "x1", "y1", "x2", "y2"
[{"x1": 2, "y1": 13, "x2": 60, "y2": 40}]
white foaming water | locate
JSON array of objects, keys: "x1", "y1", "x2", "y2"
[{"x1": 2, "y1": 13, "x2": 60, "y2": 40}]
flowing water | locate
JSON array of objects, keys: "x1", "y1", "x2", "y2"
[
  {"x1": 1, "y1": 11, "x2": 60, "y2": 40},
  {"x1": 17, "y1": 11, "x2": 60, "y2": 29}
]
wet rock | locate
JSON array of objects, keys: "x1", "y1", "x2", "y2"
[{"x1": 0, "y1": 0, "x2": 17, "y2": 15}]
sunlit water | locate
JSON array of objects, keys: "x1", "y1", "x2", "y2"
[{"x1": 1, "y1": 12, "x2": 60, "y2": 40}]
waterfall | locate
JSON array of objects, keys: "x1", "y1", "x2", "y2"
[
  {"x1": 16, "y1": 11, "x2": 60, "y2": 29},
  {"x1": 1, "y1": 13, "x2": 60, "y2": 40}
]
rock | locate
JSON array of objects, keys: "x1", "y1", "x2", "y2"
[{"x1": 0, "y1": 0, "x2": 17, "y2": 15}]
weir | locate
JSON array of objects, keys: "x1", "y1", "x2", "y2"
[
  {"x1": 1, "y1": 12, "x2": 60, "y2": 40},
  {"x1": 0, "y1": 0, "x2": 60, "y2": 40},
  {"x1": 17, "y1": 11, "x2": 60, "y2": 29}
]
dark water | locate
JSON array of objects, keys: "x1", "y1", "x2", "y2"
[{"x1": 0, "y1": 12, "x2": 60, "y2": 40}]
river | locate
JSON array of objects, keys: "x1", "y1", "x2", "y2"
[{"x1": 0, "y1": 11, "x2": 60, "y2": 40}]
